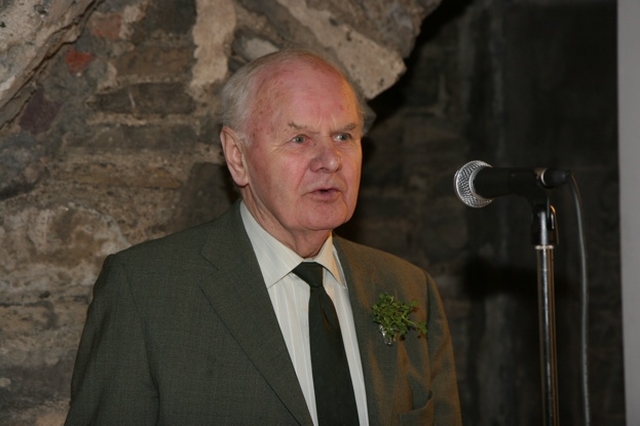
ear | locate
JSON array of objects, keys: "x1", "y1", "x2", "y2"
[{"x1": 220, "y1": 126, "x2": 249, "y2": 187}]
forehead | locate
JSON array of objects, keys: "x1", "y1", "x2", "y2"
[
  {"x1": 255, "y1": 57, "x2": 345, "y2": 91},
  {"x1": 249, "y1": 60, "x2": 361, "y2": 128}
]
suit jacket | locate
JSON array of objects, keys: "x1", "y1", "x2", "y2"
[{"x1": 66, "y1": 201, "x2": 462, "y2": 425}]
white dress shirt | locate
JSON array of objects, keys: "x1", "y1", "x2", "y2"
[{"x1": 240, "y1": 202, "x2": 369, "y2": 426}]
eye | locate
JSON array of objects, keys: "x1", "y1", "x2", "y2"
[
  {"x1": 335, "y1": 133, "x2": 352, "y2": 142},
  {"x1": 291, "y1": 135, "x2": 306, "y2": 144}
]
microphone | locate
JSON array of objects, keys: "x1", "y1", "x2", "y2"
[{"x1": 453, "y1": 160, "x2": 571, "y2": 208}]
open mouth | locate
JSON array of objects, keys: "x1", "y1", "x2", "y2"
[{"x1": 311, "y1": 187, "x2": 341, "y2": 199}]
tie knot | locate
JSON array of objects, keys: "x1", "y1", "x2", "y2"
[{"x1": 292, "y1": 262, "x2": 324, "y2": 288}]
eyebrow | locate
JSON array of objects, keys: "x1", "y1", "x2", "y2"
[{"x1": 287, "y1": 122, "x2": 359, "y2": 132}]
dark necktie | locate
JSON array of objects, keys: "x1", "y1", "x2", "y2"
[{"x1": 292, "y1": 262, "x2": 359, "y2": 426}]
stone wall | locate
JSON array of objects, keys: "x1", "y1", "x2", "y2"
[
  {"x1": 0, "y1": 0, "x2": 623, "y2": 425},
  {"x1": 0, "y1": 0, "x2": 441, "y2": 424}
]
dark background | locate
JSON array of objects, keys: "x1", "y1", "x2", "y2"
[{"x1": 344, "y1": 0, "x2": 621, "y2": 424}]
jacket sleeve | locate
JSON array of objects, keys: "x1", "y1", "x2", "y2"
[{"x1": 65, "y1": 255, "x2": 158, "y2": 425}]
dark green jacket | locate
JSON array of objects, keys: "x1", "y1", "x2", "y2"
[{"x1": 66, "y1": 202, "x2": 462, "y2": 425}]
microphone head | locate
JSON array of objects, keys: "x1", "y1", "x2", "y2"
[{"x1": 453, "y1": 160, "x2": 494, "y2": 208}]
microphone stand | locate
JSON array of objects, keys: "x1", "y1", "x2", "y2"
[
  {"x1": 504, "y1": 170, "x2": 560, "y2": 426},
  {"x1": 531, "y1": 201, "x2": 560, "y2": 426},
  {"x1": 453, "y1": 162, "x2": 570, "y2": 424}
]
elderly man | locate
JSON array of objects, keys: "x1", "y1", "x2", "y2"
[{"x1": 66, "y1": 49, "x2": 462, "y2": 425}]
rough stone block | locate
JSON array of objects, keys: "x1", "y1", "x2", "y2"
[
  {"x1": 61, "y1": 162, "x2": 183, "y2": 189},
  {"x1": 113, "y1": 46, "x2": 193, "y2": 78},
  {"x1": 88, "y1": 12, "x2": 122, "y2": 40},
  {"x1": 0, "y1": 132, "x2": 40, "y2": 195},
  {"x1": 120, "y1": 123, "x2": 198, "y2": 151},
  {"x1": 169, "y1": 162, "x2": 236, "y2": 232},
  {"x1": 0, "y1": 202, "x2": 129, "y2": 288},
  {"x1": 88, "y1": 82, "x2": 195, "y2": 115},
  {"x1": 18, "y1": 90, "x2": 60, "y2": 136},
  {"x1": 64, "y1": 47, "x2": 95, "y2": 75},
  {"x1": 136, "y1": 0, "x2": 196, "y2": 37}
]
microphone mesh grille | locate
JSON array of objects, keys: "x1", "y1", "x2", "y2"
[{"x1": 453, "y1": 160, "x2": 493, "y2": 208}]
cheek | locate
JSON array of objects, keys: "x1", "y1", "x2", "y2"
[
  {"x1": 345, "y1": 153, "x2": 362, "y2": 183},
  {"x1": 245, "y1": 150, "x2": 273, "y2": 191},
  {"x1": 252, "y1": 155, "x2": 297, "y2": 199}
]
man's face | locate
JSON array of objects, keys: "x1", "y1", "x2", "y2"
[{"x1": 229, "y1": 61, "x2": 363, "y2": 252}]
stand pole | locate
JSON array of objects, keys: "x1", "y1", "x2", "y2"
[{"x1": 533, "y1": 205, "x2": 560, "y2": 426}]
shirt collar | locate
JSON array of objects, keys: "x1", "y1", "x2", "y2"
[{"x1": 240, "y1": 201, "x2": 345, "y2": 289}]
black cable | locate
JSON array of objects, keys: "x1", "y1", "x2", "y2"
[{"x1": 568, "y1": 175, "x2": 591, "y2": 426}]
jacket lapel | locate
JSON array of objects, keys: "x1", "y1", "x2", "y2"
[
  {"x1": 197, "y1": 203, "x2": 313, "y2": 426},
  {"x1": 336, "y1": 237, "x2": 403, "y2": 426}
]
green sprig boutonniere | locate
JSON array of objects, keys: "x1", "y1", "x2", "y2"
[{"x1": 372, "y1": 293, "x2": 427, "y2": 345}]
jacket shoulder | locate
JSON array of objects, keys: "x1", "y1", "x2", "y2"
[
  {"x1": 113, "y1": 204, "x2": 240, "y2": 264},
  {"x1": 334, "y1": 236, "x2": 426, "y2": 282}
]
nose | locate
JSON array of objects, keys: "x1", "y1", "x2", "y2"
[{"x1": 310, "y1": 139, "x2": 342, "y2": 172}]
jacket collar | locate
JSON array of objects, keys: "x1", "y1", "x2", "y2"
[
  {"x1": 335, "y1": 237, "x2": 404, "y2": 426},
  {"x1": 197, "y1": 201, "x2": 313, "y2": 425}
]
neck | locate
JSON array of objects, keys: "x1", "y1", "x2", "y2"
[
  {"x1": 282, "y1": 232, "x2": 330, "y2": 259},
  {"x1": 241, "y1": 199, "x2": 331, "y2": 258}
]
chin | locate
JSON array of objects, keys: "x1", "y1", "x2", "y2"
[
  {"x1": 297, "y1": 202, "x2": 355, "y2": 230},
  {"x1": 304, "y1": 214, "x2": 351, "y2": 233}
]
